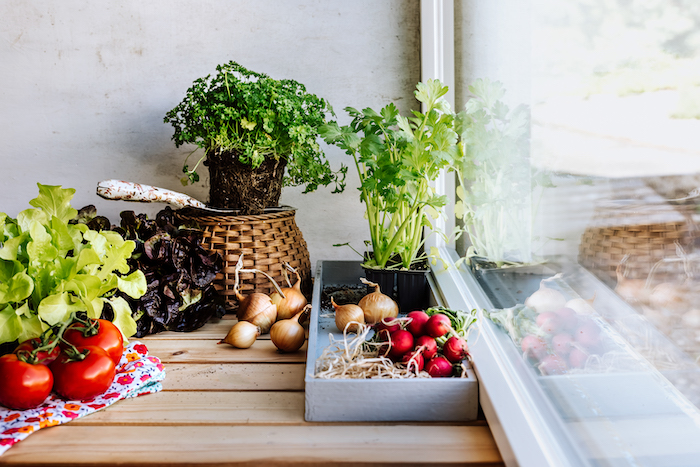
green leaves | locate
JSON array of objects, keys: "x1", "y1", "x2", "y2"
[
  {"x1": 28, "y1": 184, "x2": 78, "y2": 224},
  {"x1": 0, "y1": 184, "x2": 147, "y2": 345},
  {"x1": 165, "y1": 61, "x2": 345, "y2": 196},
  {"x1": 322, "y1": 80, "x2": 459, "y2": 269}
]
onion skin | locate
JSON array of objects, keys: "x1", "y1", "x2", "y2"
[
  {"x1": 221, "y1": 321, "x2": 261, "y2": 349},
  {"x1": 649, "y1": 282, "x2": 687, "y2": 311},
  {"x1": 565, "y1": 297, "x2": 596, "y2": 316},
  {"x1": 614, "y1": 259, "x2": 649, "y2": 305},
  {"x1": 358, "y1": 280, "x2": 398, "y2": 324},
  {"x1": 236, "y1": 292, "x2": 278, "y2": 334},
  {"x1": 270, "y1": 310, "x2": 306, "y2": 353},
  {"x1": 331, "y1": 297, "x2": 364, "y2": 333},
  {"x1": 525, "y1": 282, "x2": 566, "y2": 314},
  {"x1": 270, "y1": 274, "x2": 308, "y2": 320}
]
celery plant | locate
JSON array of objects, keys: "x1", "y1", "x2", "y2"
[{"x1": 321, "y1": 80, "x2": 459, "y2": 269}]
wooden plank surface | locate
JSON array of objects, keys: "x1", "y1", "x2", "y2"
[
  {"x1": 69, "y1": 391, "x2": 305, "y2": 425},
  {"x1": 0, "y1": 425, "x2": 503, "y2": 466},
  {"x1": 144, "y1": 339, "x2": 306, "y2": 363},
  {"x1": 162, "y1": 363, "x2": 305, "y2": 391},
  {"x1": 0, "y1": 313, "x2": 504, "y2": 466}
]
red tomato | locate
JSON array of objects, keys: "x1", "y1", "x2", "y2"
[
  {"x1": 14, "y1": 337, "x2": 61, "y2": 365},
  {"x1": 0, "y1": 354, "x2": 54, "y2": 409},
  {"x1": 50, "y1": 346, "x2": 116, "y2": 401},
  {"x1": 63, "y1": 319, "x2": 124, "y2": 366}
]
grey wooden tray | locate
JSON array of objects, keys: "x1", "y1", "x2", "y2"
[{"x1": 304, "y1": 260, "x2": 479, "y2": 422}]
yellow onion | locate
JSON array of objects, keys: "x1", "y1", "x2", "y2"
[
  {"x1": 565, "y1": 295, "x2": 596, "y2": 316},
  {"x1": 525, "y1": 281, "x2": 566, "y2": 314},
  {"x1": 232, "y1": 254, "x2": 285, "y2": 334},
  {"x1": 614, "y1": 260, "x2": 650, "y2": 305},
  {"x1": 359, "y1": 277, "x2": 398, "y2": 324},
  {"x1": 270, "y1": 307, "x2": 308, "y2": 352},
  {"x1": 220, "y1": 321, "x2": 261, "y2": 349},
  {"x1": 649, "y1": 282, "x2": 688, "y2": 312},
  {"x1": 270, "y1": 265, "x2": 308, "y2": 320},
  {"x1": 331, "y1": 296, "x2": 365, "y2": 333},
  {"x1": 236, "y1": 291, "x2": 277, "y2": 333}
]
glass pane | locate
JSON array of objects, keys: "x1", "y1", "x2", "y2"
[{"x1": 455, "y1": 1, "x2": 700, "y2": 465}]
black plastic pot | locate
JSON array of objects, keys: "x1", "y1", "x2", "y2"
[
  {"x1": 361, "y1": 266, "x2": 430, "y2": 313},
  {"x1": 361, "y1": 266, "x2": 396, "y2": 300},
  {"x1": 396, "y1": 269, "x2": 429, "y2": 312}
]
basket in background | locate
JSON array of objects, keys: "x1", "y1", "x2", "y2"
[
  {"x1": 175, "y1": 206, "x2": 311, "y2": 310},
  {"x1": 578, "y1": 199, "x2": 699, "y2": 287}
]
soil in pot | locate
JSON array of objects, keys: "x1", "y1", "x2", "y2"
[{"x1": 206, "y1": 149, "x2": 286, "y2": 215}]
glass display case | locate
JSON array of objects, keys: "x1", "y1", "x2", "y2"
[{"x1": 434, "y1": 0, "x2": 700, "y2": 465}]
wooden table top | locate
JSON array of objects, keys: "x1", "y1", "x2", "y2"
[{"x1": 0, "y1": 316, "x2": 504, "y2": 466}]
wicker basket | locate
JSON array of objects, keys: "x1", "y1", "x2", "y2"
[
  {"x1": 175, "y1": 206, "x2": 311, "y2": 310},
  {"x1": 578, "y1": 199, "x2": 698, "y2": 286}
]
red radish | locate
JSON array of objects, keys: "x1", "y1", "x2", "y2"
[
  {"x1": 535, "y1": 312, "x2": 562, "y2": 334},
  {"x1": 375, "y1": 317, "x2": 401, "y2": 334},
  {"x1": 442, "y1": 336, "x2": 469, "y2": 363},
  {"x1": 402, "y1": 350, "x2": 425, "y2": 372},
  {"x1": 554, "y1": 307, "x2": 579, "y2": 331},
  {"x1": 573, "y1": 319, "x2": 601, "y2": 352},
  {"x1": 388, "y1": 329, "x2": 414, "y2": 360},
  {"x1": 425, "y1": 314, "x2": 451, "y2": 338},
  {"x1": 521, "y1": 334, "x2": 547, "y2": 360},
  {"x1": 550, "y1": 333, "x2": 574, "y2": 357},
  {"x1": 538, "y1": 354, "x2": 567, "y2": 375},
  {"x1": 375, "y1": 328, "x2": 392, "y2": 356},
  {"x1": 406, "y1": 310, "x2": 430, "y2": 337},
  {"x1": 568, "y1": 347, "x2": 588, "y2": 368},
  {"x1": 414, "y1": 335, "x2": 438, "y2": 360},
  {"x1": 425, "y1": 356, "x2": 453, "y2": 377}
]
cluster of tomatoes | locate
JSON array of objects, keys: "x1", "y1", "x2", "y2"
[
  {"x1": 0, "y1": 317, "x2": 124, "y2": 410},
  {"x1": 373, "y1": 310, "x2": 470, "y2": 377}
]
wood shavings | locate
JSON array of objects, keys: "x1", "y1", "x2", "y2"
[{"x1": 314, "y1": 323, "x2": 430, "y2": 379}]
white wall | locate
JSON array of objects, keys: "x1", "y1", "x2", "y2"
[
  {"x1": 454, "y1": 0, "x2": 531, "y2": 111},
  {"x1": 0, "y1": 0, "x2": 420, "y2": 268}
]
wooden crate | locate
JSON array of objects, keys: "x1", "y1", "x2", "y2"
[{"x1": 304, "y1": 261, "x2": 479, "y2": 422}]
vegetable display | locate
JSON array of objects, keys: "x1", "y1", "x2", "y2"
[
  {"x1": 485, "y1": 276, "x2": 618, "y2": 376},
  {"x1": 0, "y1": 184, "x2": 147, "y2": 348},
  {"x1": 219, "y1": 256, "x2": 311, "y2": 353},
  {"x1": 111, "y1": 208, "x2": 226, "y2": 337},
  {"x1": 0, "y1": 312, "x2": 129, "y2": 409},
  {"x1": 316, "y1": 303, "x2": 477, "y2": 379}
]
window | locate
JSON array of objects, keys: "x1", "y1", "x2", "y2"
[{"x1": 426, "y1": 1, "x2": 700, "y2": 464}]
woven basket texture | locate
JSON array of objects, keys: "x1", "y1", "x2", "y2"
[
  {"x1": 175, "y1": 208, "x2": 311, "y2": 310},
  {"x1": 578, "y1": 200, "x2": 698, "y2": 286}
]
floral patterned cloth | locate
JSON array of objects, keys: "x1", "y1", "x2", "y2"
[{"x1": 0, "y1": 341, "x2": 165, "y2": 455}]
